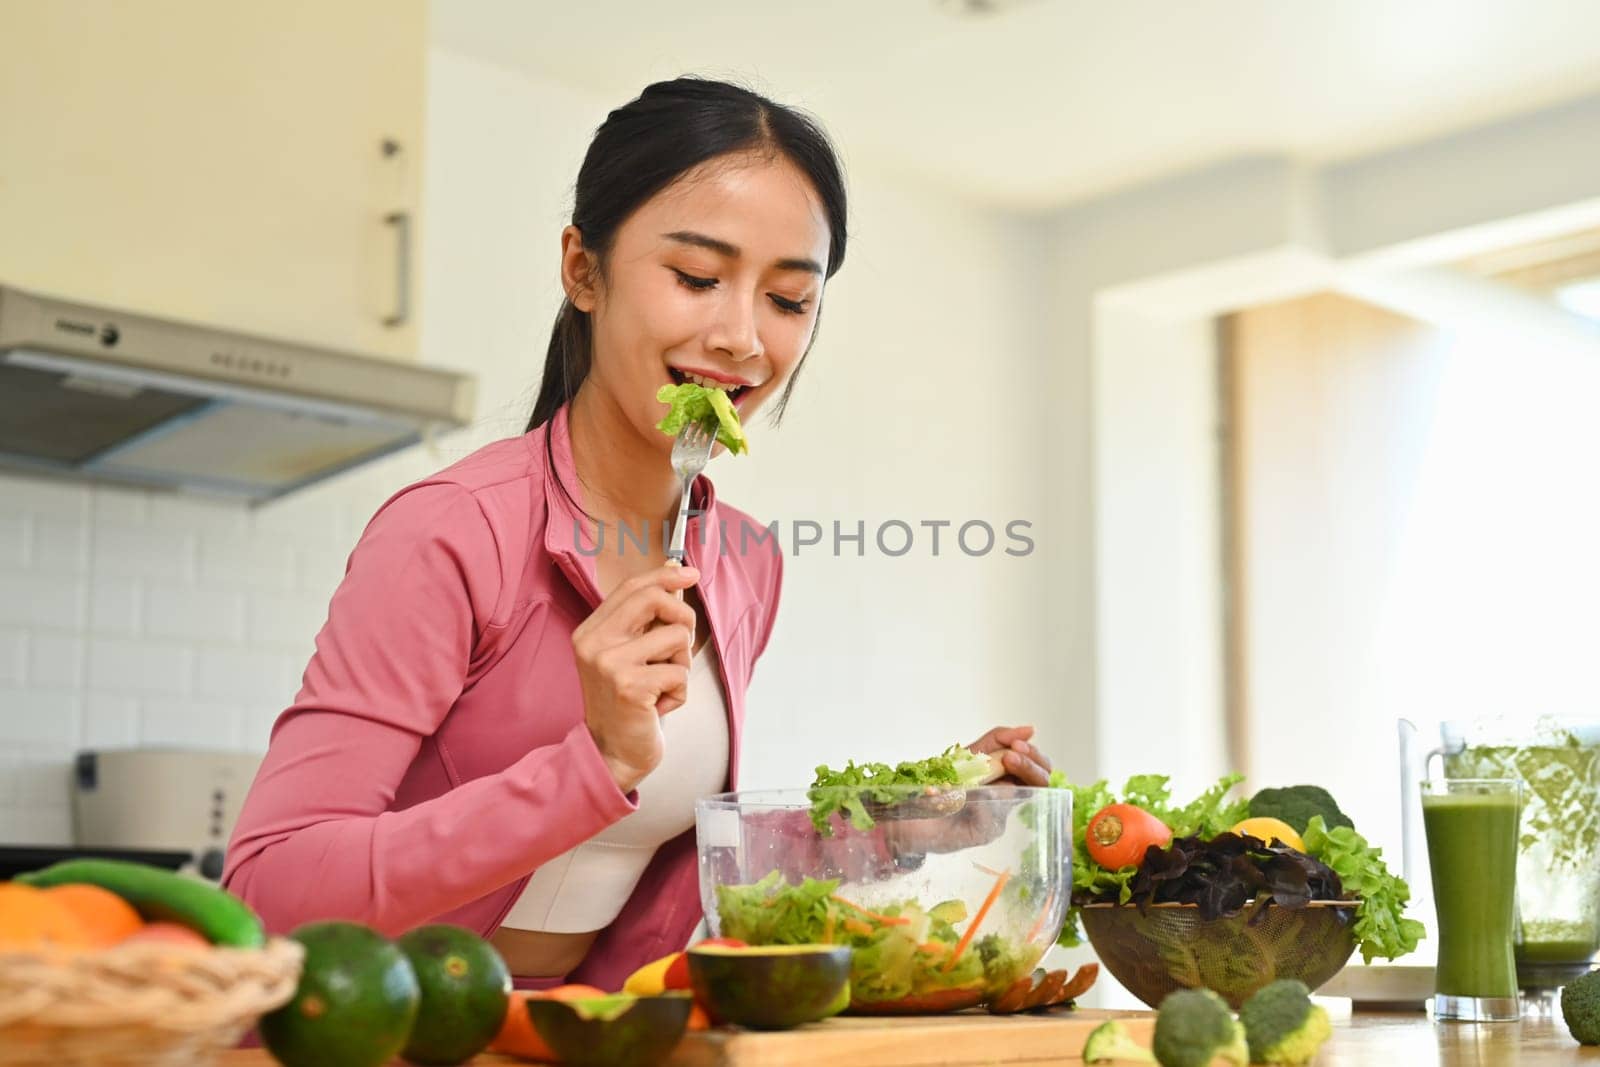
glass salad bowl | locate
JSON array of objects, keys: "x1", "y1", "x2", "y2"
[{"x1": 694, "y1": 785, "x2": 1072, "y2": 1014}]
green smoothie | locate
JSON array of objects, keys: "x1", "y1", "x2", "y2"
[{"x1": 1423, "y1": 789, "x2": 1520, "y2": 998}]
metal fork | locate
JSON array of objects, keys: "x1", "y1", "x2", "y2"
[{"x1": 666, "y1": 419, "x2": 716, "y2": 595}]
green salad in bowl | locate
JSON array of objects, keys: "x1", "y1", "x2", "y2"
[{"x1": 695, "y1": 764, "x2": 1072, "y2": 1013}]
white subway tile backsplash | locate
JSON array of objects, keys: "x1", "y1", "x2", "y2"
[
  {"x1": 144, "y1": 585, "x2": 247, "y2": 642},
  {"x1": 32, "y1": 518, "x2": 90, "y2": 574},
  {"x1": 193, "y1": 648, "x2": 298, "y2": 704},
  {"x1": 139, "y1": 700, "x2": 242, "y2": 749},
  {"x1": 245, "y1": 592, "x2": 326, "y2": 648},
  {"x1": 87, "y1": 638, "x2": 192, "y2": 695},
  {"x1": 90, "y1": 485, "x2": 149, "y2": 525},
  {"x1": 93, "y1": 526, "x2": 197, "y2": 581},
  {"x1": 0, "y1": 806, "x2": 73, "y2": 846},
  {"x1": 0, "y1": 475, "x2": 90, "y2": 521},
  {"x1": 295, "y1": 547, "x2": 350, "y2": 599},
  {"x1": 82, "y1": 693, "x2": 140, "y2": 749},
  {"x1": 0, "y1": 630, "x2": 25, "y2": 685},
  {"x1": 0, "y1": 516, "x2": 28, "y2": 567},
  {"x1": 199, "y1": 538, "x2": 297, "y2": 590},
  {"x1": 0, "y1": 570, "x2": 86, "y2": 628},
  {"x1": 11, "y1": 758, "x2": 71, "y2": 806},
  {"x1": 0, "y1": 755, "x2": 21, "y2": 804},
  {"x1": 27, "y1": 634, "x2": 83, "y2": 688},
  {"x1": 250, "y1": 489, "x2": 349, "y2": 549},
  {"x1": 147, "y1": 495, "x2": 252, "y2": 539},
  {"x1": 89, "y1": 578, "x2": 142, "y2": 636},
  {"x1": 238, "y1": 709, "x2": 278, "y2": 752},
  {"x1": 0, "y1": 474, "x2": 364, "y2": 834},
  {"x1": 0, "y1": 689, "x2": 81, "y2": 749}
]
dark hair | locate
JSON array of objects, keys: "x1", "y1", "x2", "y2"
[{"x1": 525, "y1": 76, "x2": 849, "y2": 444}]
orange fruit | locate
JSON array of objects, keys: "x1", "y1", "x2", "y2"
[
  {"x1": 44, "y1": 883, "x2": 144, "y2": 947},
  {"x1": 490, "y1": 990, "x2": 557, "y2": 1061},
  {"x1": 121, "y1": 921, "x2": 211, "y2": 949},
  {"x1": 489, "y1": 985, "x2": 611, "y2": 1060},
  {"x1": 0, "y1": 882, "x2": 93, "y2": 948}
]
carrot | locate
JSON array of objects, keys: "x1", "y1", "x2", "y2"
[
  {"x1": 842, "y1": 917, "x2": 874, "y2": 938},
  {"x1": 919, "y1": 941, "x2": 948, "y2": 956},
  {"x1": 829, "y1": 894, "x2": 911, "y2": 926},
  {"x1": 943, "y1": 868, "x2": 1011, "y2": 972},
  {"x1": 822, "y1": 906, "x2": 836, "y2": 945},
  {"x1": 1024, "y1": 887, "x2": 1058, "y2": 945}
]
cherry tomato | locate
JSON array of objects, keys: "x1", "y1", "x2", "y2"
[{"x1": 1085, "y1": 803, "x2": 1173, "y2": 870}]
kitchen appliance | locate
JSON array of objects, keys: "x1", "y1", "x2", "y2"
[
  {"x1": 71, "y1": 748, "x2": 263, "y2": 881},
  {"x1": 0, "y1": 284, "x2": 475, "y2": 503}
]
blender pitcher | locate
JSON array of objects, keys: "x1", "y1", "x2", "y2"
[{"x1": 1400, "y1": 716, "x2": 1600, "y2": 991}]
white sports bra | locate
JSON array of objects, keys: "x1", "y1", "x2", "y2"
[{"x1": 500, "y1": 641, "x2": 730, "y2": 933}]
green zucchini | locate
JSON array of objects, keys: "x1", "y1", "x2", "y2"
[{"x1": 17, "y1": 858, "x2": 266, "y2": 947}]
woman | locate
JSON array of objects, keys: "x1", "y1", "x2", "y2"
[{"x1": 223, "y1": 77, "x2": 1054, "y2": 992}]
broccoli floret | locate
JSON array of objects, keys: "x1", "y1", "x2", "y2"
[
  {"x1": 1152, "y1": 989, "x2": 1248, "y2": 1067},
  {"x1": 1239, "y1": 979, "x2": 1333, "y2": 1065},
  {"x1": 1562, "y1": 969, "x2": 1600, "y2": 1044},
  {"x1": 1083, "y1": 1019, "x2": 1156, "y2": 1063},
  {"x1": 1247, "y1": 785, "x2": 1354, "y2": 836}
]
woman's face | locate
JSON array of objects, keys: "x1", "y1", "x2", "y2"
[{"x1": 566, "y1": 151, "x2": 831, "y2": 454}]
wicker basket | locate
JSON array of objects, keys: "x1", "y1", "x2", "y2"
[{"x1": 0, "y1": 937, "x2": 303, "y2": 1067}]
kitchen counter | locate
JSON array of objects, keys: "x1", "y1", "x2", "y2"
[
  {"x1": 215, "y1": 1010, "x2": 1600, "y2": 1065},
  {"x1": 1316, "y1": 1010, "x2": 1598, "y2": 1065}
]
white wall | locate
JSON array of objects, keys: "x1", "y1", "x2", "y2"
[
  {"x1": 0, "y1": 49, "x2": 1059, "y2": 838},
  {"x1": 1091, "y1": 306, "x2": 1224, "y2": 790}
]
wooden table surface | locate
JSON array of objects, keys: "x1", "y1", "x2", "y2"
[
  {"x1": 217, "y1": 1010, "x2": 1600, "y2": 1064},
  {"x1": 1316, "y1": 1010, "x2": 1599, "y2": 1066}
]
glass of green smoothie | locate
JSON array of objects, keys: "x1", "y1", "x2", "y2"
[
  {"x1": 1421, "y1": 777, "x2": 1523, "y2": 1022},
  {"x1": 1440, "y1": 719, "x2": 1600, "y2": 994}
]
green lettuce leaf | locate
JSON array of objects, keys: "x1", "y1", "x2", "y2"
[
  {"x1": 656, "y1": 383, "x2": 748, "y2": 455},
  {"x1": 1303, "y1": 816, "x2": 1426, "y2": 962},
  {"x1": 808, "y1": 744, "x2": 995, "y2": 834},
  {"x1": 714, "y1": 874, "x2": 1029, "y2": 1005}
]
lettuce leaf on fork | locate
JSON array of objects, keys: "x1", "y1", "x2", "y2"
[{"x1": 656, "y1": 383, "x2": 748, "y2": 455}]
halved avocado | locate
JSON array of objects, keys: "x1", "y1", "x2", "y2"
[
  {"x1": 524, "y1": 993, "x2": 692, "y2": 1067},
  {"x1": 687, "y1": 943, "x2": 853, "y2": 1030}
]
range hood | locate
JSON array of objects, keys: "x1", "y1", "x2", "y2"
[{"x1": 0, "y1": 286, "x2": 475, "y2": 504}]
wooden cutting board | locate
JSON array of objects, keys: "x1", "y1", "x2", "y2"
[
  {"x1": 221, "y1": 1011, "x2": 1155, "y2": 1067},
  {"x1": 664, "y1": 1009, "x2": 1156, "y2": 1067}
]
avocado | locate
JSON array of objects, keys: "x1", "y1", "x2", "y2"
[
  {"x1": 258, "y1": 921, "x2": 420, "y2": 1067},
  {"x1": 397, "y1": 923, "x2": 512, "y2": 1065},
  {"x1": 524, "y1": 993, "x2": 693, "y2": 1067},
  {"x1": 686, "y1": 943, "x2": 853, "y2": 1030}
]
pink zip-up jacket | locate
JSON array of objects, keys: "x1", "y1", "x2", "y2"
[{"x1": 223, "y1": 405, "x2": 782, "y2": 991}]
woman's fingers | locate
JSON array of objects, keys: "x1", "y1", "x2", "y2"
[
  {"x1": 599, "y1": 623, "x2": 694, "y2": 677},
  {"x1": 575, "y1": 583, "x2": 697, "y2": 660},
  {"x1": 966, "y1": 725, "x2": 1053, "y2": 786},
  {"x1": 968, "y1": 724, "x2": 1035, "y2": 755},
  {"x1": 1009, "y1": 737, "x2": 1051, "y2": 772},
  {"x1": 999, "y1": 747, "x2": 1053, "y2": 787},
  {"x1": 642, "y1": 662, "x2": 690, "y2": 715},
  {"x1": 580, "y1": 565, "x2": 699, "y2": 633}
]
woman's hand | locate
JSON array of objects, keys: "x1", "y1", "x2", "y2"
[
  {"x1": 572, "y1": 563, "x2": 700, "y2": 793},
  {"x1": 881, "y1": 727, "x2": 1056, "y2": 860},
  {"x1": 968, "y1": 724, "x2": 1054, "y2": 786}
]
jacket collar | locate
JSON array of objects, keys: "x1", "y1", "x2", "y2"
[{"x1": 537, "y1": 404, "x2": 723, "y2": 607}]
